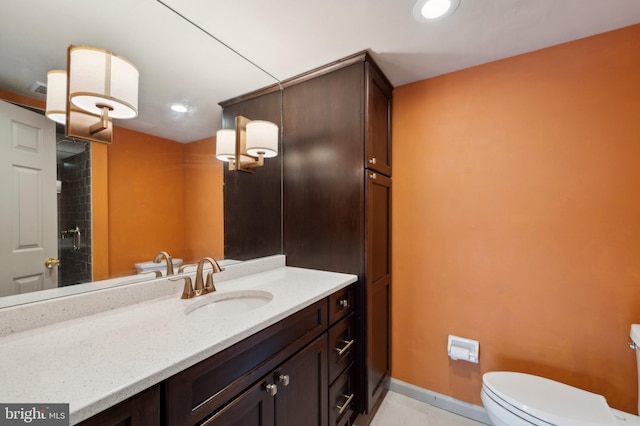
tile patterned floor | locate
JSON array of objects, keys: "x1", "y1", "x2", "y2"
[{"x1": 370, "y1": 391, "x2": 487, "y2": 426}]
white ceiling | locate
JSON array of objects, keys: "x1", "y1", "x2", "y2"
[{"x1": 1, "y1": 0, "x2": 640, "y2": 143}]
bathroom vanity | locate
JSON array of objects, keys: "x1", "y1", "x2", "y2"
[{"x1": 0, "y1": 256, "x2": 357, "y2": 425}]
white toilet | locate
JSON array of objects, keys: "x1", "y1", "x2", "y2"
[{"x1": 481, "y1": 324, "x2": 640, "y2": 426}]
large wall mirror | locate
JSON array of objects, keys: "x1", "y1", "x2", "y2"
[{"x1": 0, "y1": 0, "x2": 282, "y2": 307}]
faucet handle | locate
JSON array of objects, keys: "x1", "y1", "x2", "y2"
[
  {"x1": 140, "y1": 270, "x2": 162, "y2": 278},
  {"x1": 192, "y1": 269, "x2": 214, "y2": 296},
  {"x1": 178, "y1": 263, "x2": 197, "y2": 274},
  {"x1": 170, "y1": 276, "x2": 195, "y2": 299},
  {"x1": 204, "y1": 271, "x2": 217, "y2": 293}
]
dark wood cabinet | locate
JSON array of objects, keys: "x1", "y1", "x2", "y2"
[
  {"x1": 203, "y1": 334, "x2": 327, "y2": 426},
  {"x1": 220, "y1": 50, "x2": 393, "y2": 424},
  {"x1": 282, "y1": 62, "x2": 365, "y2": 275},
  {"x1": 163, "y1": 300, "x2": 327, "y2": 426},
  {"x1": 76, "y1": 385, "x2": 160, "y2": 426},
  {"x1": 365, "y1": 172, "x2": 392, "y2": 408},
  {"x1": 201, "y1": 379, "x2": 275, "y2": 426},
  {"x1": 328, "y1": 313, "x2": 355, "y2": 385},
  {"x1": 280, "y1": 52, "x2": 393, "y2": 419},
  {"x1": 329, "y1": 364, "x2": 356, "y2": 426},
  {"x1": 274, "y1": 334, "x2": 328, "y2": 426},
  {"x1": 365, "y1": 64, "x2": 392, "y2": 176}
]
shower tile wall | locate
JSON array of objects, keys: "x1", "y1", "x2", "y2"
[{"x1": 57, "y1": 144, "x2": 92, "y2": 287}]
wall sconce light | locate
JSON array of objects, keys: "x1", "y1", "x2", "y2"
[
  {"x1": 215, "y1": 115, "x2": 278, "y2": 173},
  {"x1": 45, "y1": 45, "x2": 139, "y2": 144}
]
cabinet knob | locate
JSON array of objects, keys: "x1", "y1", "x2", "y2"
[
  {"x1": 369, "y1": 158, "x2": 377, "y2": 165},
  {"x1": 265, "y1": 383, "x2": 278, "y2": 396},
  {"x1": 338, "y1": 299, "x2": 349, "y2": 308},
  {"x1": 336, "y1": 393, "x2": 355, "y2": 414},
  {"x1": 278, "y1": 374, "x2": 290, "y2": 386},
  {"x1": 369, "y1": 172, "x2": 377, "y2": 180}
]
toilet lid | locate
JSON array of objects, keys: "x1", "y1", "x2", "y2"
[{"x1": 483, "y1": 372, "x2": 618, "y2": 426}]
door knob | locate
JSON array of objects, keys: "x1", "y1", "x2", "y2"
[{"x1": 45, "y1": 258, "x2": 60, "y2": 269}]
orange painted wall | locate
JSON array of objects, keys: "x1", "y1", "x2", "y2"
[
  {"x1": 392, "y1": 24, "x2": 640, "y2": 413},
  {"x1": 183, "y1": 136, "x2": 224, "y2": 261},
  {"x1": 91, "y1": 144, "x2": 110, "y2": 281},
  {"x1": 107, "y1": 127, "x2": 188, "y2": 276},
  {"x1": 107, "y1": 128, "x2": 224, "y2": 276}
]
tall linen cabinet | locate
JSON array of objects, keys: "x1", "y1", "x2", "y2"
[
  {"x1": 221, "y1": 51, "x2": 392, "y2": 424},
  {"x1": 282, "y1": 52, "x2": 393, "y2": 422}
]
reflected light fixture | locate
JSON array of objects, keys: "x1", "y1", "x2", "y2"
[
  {"x1": 45, "y1": 45, "x2": 139, "y2": 144},
  {"x1": 413, "y1": 0, "x2": 460, "y2": 21},
  {"x1": 45, "y1": 70, "x2": 67, "y2": 125},
  {"x1": 170, "y1": 103, "x2": 189, "y2": 113},
  {"x1": 216, "y1": 115, "x2": 278, "y2": 173}
]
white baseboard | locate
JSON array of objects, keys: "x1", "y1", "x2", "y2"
[{"x1": 388, "y1": 378, "x2": 492, "y2": 424}]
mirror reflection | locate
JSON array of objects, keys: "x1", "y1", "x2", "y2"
[{"x1": 0, "y1": 0, "x2": 282, "y2": 306}]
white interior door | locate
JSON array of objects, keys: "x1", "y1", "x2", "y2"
[{"x1": 0, "y1": 100, "x2": 58, "y2": 296}]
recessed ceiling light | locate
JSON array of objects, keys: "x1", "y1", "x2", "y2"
[
  {"x1": 170, "y1": 103, "x2": 189, "y2": 113},
  {"x1": 413, "y1": 0, "x2": 460, "y2": 21}
]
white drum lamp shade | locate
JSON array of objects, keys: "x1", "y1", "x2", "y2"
[
  {"x1": 68, "y1": 46, "x2": 139, "y2": 119},
  {"x1": 45, "y1": 70, "x2": 67, "y2": 125},
  {"x1": 246, "y1": 120, "x2": 278, "y2": 158},
  {"x1": 216, "y1": 129, "x2": 236, "y2": 162}
]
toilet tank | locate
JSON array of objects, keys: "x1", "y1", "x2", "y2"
[{"x1": 631, "y1": 324, "x2": 640, "y2": 415}]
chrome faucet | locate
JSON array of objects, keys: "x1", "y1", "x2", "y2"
[
  {"x1": 194, "y1": 257, "x2": 224, "y2": 294},
  {"x1": 153, "y1": 251, "x2": 174, "y2": 276}
]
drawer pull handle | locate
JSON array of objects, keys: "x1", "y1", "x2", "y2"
[
  {"x1": 370, "y1": 172, "x2": 377, "y2": 180},
  {"x1": 338, "y1": 299, "x2": 349, "y2": 308},
  {"x1": 337, "y1": 393, "x2": 355, "y2": 414},
  {"x1": 335, "y1": 339, "x2": 354, "y2": 356},
  {"x1": 369, "y1": 157, "x2": 377, "y2": 165},
  {"x1": 278, "y1": 374, "x2": 290, "y2": 386},
  {"x1": 265, "y1": 383, "x2": 278, "y2": 396}
]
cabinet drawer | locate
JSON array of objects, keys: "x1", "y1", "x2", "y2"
[
  {"x1": 328, "y1": 285, "x2": 354, "y2": 325},
  {"x1": 329, "y1": 364, "x2": 355, "y2": 426},
  {"x1": 328, "y1": 312, "x2": 355, "y2": 384}
]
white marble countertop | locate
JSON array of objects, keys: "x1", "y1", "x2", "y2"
[{"x1": 0, "y1": 260, "x2": 357, "y2": 424}]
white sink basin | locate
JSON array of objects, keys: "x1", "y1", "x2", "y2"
[{"x1": 184, "y1": 290, "x2": 273, "y2": 317}]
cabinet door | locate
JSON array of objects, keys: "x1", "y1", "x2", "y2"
[
  {"x1": 201, "y1": 380, "x2": 275, "y2": 426},
  {"x1": 275, "y1": 334, "x2": 328, "y2": 426},
  {"x1": 364, "y1": 171, "x2": 392, "y2": 412},
  {"x1": 365, "y1": 63, "x2": 392, "y2": 177}
]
